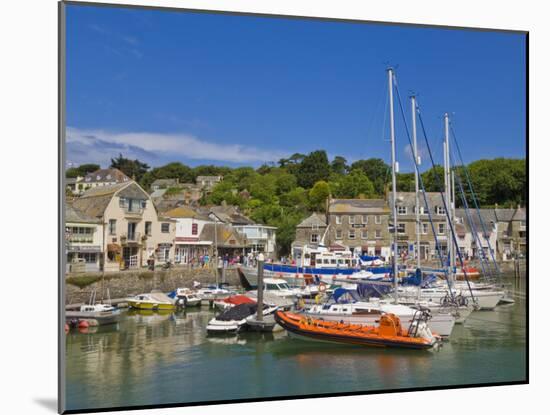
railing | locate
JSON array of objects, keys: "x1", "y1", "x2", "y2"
[
  {"x1": 68, "y1": 234, "x2": 94, "y2": 243},
  {"x1": 121, "y1": 232, "x2": 142, "y2": 242},
  {"x1": 124, "y1": 207, "x2": 144, "y2": 217}
]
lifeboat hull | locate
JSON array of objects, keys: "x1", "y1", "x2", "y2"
[{"x1": 275, "y1": 311, "x2": 438, "y2": 350}]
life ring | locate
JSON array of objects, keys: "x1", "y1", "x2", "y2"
[{"x1": 319, "y1": 283, "x2": 327, "y2": 292}]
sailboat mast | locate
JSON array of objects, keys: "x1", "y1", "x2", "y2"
[
  {"x1": 411, "y1": 95, "x2": 421, "y2": 270},
  {"x1": 443, "y1": 113, "x2": 454, "y2": 282},
  {"x1": 388, "y1": 68, "x2": 398, "y2": 303}
]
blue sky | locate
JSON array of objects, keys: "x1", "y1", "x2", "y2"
[{"x1": 65, "y1": 4, "x2": 526, "y2": 172}]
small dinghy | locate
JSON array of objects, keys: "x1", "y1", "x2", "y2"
[{"x1": 275, "y1": 310, "x2": 441, "y2": 350}]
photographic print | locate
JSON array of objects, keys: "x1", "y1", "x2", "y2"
[{"x1": 60, "y1": 2, "x2": 527, "y2": 413}]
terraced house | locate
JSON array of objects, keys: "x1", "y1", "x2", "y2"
[
  {"x1": 71, "y1": 181, "x2": 175, "y2": 271},
  {"x1": 326, "y1": 199, "x2": 392, "y2": 258},
  {"x1": 389, "y1": 192, "x2": 451, "y2": 261}
]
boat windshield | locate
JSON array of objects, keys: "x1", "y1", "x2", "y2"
[{"x1": 277, "y1": 283, "x2": 291, "y2": 290}]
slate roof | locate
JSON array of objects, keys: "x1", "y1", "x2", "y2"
[
  {"x1": 72, "y1": 182, "x2": 149, "y2": 219},
  {"x1": 455, "y1": 208, "x2": 495, "y2": 237},
  {"x1": 199, "y1": 223, "x2": 245, "y2": 248},
  {"x1": 297, "y1": 213, "x2": 327, "y2": 228},
  {"x1": 512, "y1": 207, "x2": 526, "y2": 221},
  {"x1": 494, "y1": 208, "x2": 516, "y2": 222},
  {"x1": 164, "y1": 206, "x2": 210, "y2": 220},
  {"x1": 65, "y1": 203, "x2": 101, "y2": 224},
  {"x1": 82, "y1": 168, "x2": 130, "y2": 184},
  {"x1": 151, "y1": 178, "x2": 178, "y2": 187},
  {"x1": 209, "y1": 205, "x2": 254, "y2": 225},
  {"x1": 329, "y1": 198, "x2": 389, "y2": 214}
]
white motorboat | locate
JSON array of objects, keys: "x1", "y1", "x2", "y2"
[
  {"x1": 66, "y1": 290, "x2": 121, "y2": 325},
  {"x1": 206, "y1": 303, "x2": 278, "y2": 334},
  {"x1": 170, "y1": 288, "x2": 202, "y2": 307},
  {"x1": 196, "y1": 285, "x2": 236, "y2": 301},
  {"x1": 246, "y1": 278, "x2": 298, "y2": 300},
  {"x1": 302, "y1": 289, "x2": 456, "y2": 337}
]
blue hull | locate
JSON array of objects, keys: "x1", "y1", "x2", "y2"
[{"x1": 263, "y1": 263, "x2": 392, "y2": 276}]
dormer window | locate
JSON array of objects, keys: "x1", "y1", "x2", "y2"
[
  {"x1": 106, "y1": 174, "x2": 112, "y2": 180},
  {"x1": 397, "y1": 206, "x2": 407, "y2": 215},
  {"x1": 96, "y1": 175, "x2": 101, "y2": 180}
]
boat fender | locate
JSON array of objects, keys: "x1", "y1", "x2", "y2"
[
  {"x1": 78, "y1": 320, "x2": 89, "y2": 329},
  {"x1": 64, "y1": 324, "x2": 70, "y2": 333}
]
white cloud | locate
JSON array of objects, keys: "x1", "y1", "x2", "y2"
[{"x1": 66, "y1": 127, "x2": 286, "y2": 167}]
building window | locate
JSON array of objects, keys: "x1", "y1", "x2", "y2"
[
  {"x1": 362, "y1": 215, "x2": 368, "y2": 224},
  {"x1": 192, "y1": 223, "x2": 198, "y2": 235},
  {"x1": 158, "y1": 244, "x2": 171, "y2": 262},
  {"x1": 161, "y1": 223, "x2": 170, "y2": 233},
  {"x1": 348, "y1": 230, "x2": 356, "y2": 239},
  {"x1": 413, "y1": 206, "x2": 425, "y2": 215},
  {"x1": 335, "y1": 229, "x2": 343, "y2": 240},
  {"x1": 119, "y1": 198, "x2": 127, "y2": 208},
  {"x1": 438, "y1": 223, "x2": 446, "y2": 235},
  {"x1": 108, "y1": 219, "x2": 116, "y2": 235},
  {"x1": 361, "y1": 230, "x2": 368, "y2": 239},
  {"x1": 349, "y1": 215, "x2": 355, "y2": 225},
  {"x1": 335, "y1": 216, "x2": 342, "y2": 225},
  {"x1": 145, "y1": 221, "x2": 152, "y2": 236},
  {"x1": 375, "y1": 229, "x2": 382, "y2": 239},
  {"x1": 421, "y1": 223, "x2": 428, "y2": 234},
  {"x1": 397, "y1": 223, "x2": 406, "y2": 234},
  {"x1": 436, "y1": 206, "x2": 446, "y2": 215},
  {"x1": 311, "y1": 233, "x2": 319, "y2": 243},
  {"x1": 375, "y1": 215, "x2": 381, "y2": 224},
  {"x1": 397, "y1": 206, "x2": 407, "y2": 215}
]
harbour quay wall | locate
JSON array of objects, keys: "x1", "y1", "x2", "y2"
[{"x1": 65, "y1": 267, "x2": 240, "y2": 305}]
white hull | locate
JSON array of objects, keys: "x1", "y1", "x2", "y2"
[{"x1": 303, "y1": 309, "x2": 455, "y2": 337}]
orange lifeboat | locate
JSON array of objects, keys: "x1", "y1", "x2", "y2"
[{"x1": 274, "y1": 310, "x2": 441, "y2": 350}]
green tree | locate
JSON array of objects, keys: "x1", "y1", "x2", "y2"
[
  {"x1": 110, "y1": 154, "x2": 150, "y2": 182},
  {"x1": 140, "y1": 162, "x2": 194, "y2": 190},
  {"x1": 331, "y1": 156, "x2": 349, "y2": 175},
  {"x1": 350, "y1": 158, "x2": 390, "y2": 195},
  {"x1": 330, "y1": 169, "x2": 375, "y2": 198},
  {"x1": 297, "y1": 150, "x2": 330, "y2": 188},
  {"x1": 421, "y1": 165, "x2": 445, "y2": 192},
  {"x1": 396, "y1": 173, "x2": 415, "y2": 192},
  {"x1": 275, "y1": 172, "x2": 297, "y2": 195},
  {"x1": 308, "y1": 180, "x2": 330, "y2": 211}
]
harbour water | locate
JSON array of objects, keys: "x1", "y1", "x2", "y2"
[{"x1": 65, "y1": 277, "x2": 526, "y2": 412}]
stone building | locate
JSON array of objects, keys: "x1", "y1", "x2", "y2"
[
  {"x1": 291, "y1": 213, "x2": 328, "y2": 258},
  {"x1": 388, "y1": 192, "x2": 451, "y2": 261},
  {"x1": 494, "y1": 206, "x2": 527, "y2": 260},
  {"x1": 326, "y1": 198, "x2": 392, "y2": 258}
]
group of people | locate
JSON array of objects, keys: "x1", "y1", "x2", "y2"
[{"x1": 182, "y1": 252, "x2": 272, "y2": 269}]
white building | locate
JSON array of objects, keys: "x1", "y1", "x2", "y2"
[
  {"x1": 164, "y1": 206, "x2": 213, "y2": 264},
  {"x1": 233, "y1": 224, "x2": 277, "y2": 257},
  {"x1": 65, "y1": 203, "x2": 104, "y2": 272}
]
